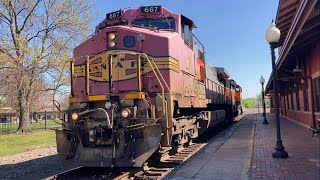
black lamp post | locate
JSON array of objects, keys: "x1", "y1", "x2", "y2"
[
  {"x1": 265, "y1": 22, "x2": 288, "y2": 158},
  {"x1": 260, "y1": 75, "x2": 269, "y2": 124}
]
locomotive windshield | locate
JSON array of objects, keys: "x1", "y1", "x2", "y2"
[
  {"x1": 107, "y1": 20, "x2": 128, "y2": 27},
  {"x1": 132, "y1": 17, "x2": 176, "y2": 31},
  {"x1": 97, "y1": 20, "x2": 128, "y2": 32}
]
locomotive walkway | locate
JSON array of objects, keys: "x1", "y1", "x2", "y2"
[{"x1": 165, "y1": 113, "x2": 320, "y2": 180}]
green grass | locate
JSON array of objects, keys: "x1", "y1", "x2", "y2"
[{"x1": 0, "y1": 130, "x2": 57, "y2": 156}]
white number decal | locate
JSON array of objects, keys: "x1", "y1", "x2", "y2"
[
  {"x1": 143, "y1": 6, "x2": 159, "y2": 13},
  {"x1": 108, "y1": 11, "x2": 121, "y2": 20}
]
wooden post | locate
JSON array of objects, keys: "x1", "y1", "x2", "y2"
[{"x1": 45, "y1": 111, "x2": 47, "y2": 130}]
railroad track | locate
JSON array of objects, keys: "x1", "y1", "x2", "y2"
[
  {"x1": 45, "y1": 113, "x2": 248, "y2": 180},
  {"x1": 44, "y1": 143, "x2": 205, "y2": 180},
  {"x1": 234, "y1": 112, "x2": 247, "y2": 122},
  {"x1": 44, "y1": 166, "x2": 135, "y2": 180},
  {"x1": 135, "y1": 143, "x2": 206, "y2": 179}
]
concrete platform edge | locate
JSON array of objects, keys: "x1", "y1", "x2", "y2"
[{"x1": 242, "y1": 114, "x2": 257, "y2": 179}]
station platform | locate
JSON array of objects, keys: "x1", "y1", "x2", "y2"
[{"x1": 165, "y1": 113, "x2": 320, "y2": 180}]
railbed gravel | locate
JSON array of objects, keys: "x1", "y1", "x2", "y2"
[{"x1": 0, "y1": 146, "x2": 76, "y2": 180}]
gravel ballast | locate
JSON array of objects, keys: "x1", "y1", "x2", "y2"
[{"x1": 0, "y1": 146, "x2": 74, "y2": 180}]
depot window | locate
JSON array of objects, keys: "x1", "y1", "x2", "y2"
[
  {"x1": 303, "y1": 82, "x2": 309, "y2": 111},
  {"x1": 290, "y1": 92, "x2": 294, "y2": 110},
  {"x1": 295, "y1": 90, "x2": 300, "y2": 111},
  {"x1": 313, "y1": 77, "x2": 320, "y2": 112}
]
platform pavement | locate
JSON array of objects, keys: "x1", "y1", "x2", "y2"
[
  {"x1": 165, "y1": 113, "x2": 320, "y2": 180},
  {"x1": 250, "y1": 114, "x2": 320, "y2": 180}
]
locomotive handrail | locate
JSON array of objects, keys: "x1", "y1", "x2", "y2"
[
  {"x1": 136, "y1": 52, "x2": 168, "y2": 118},
  {"x1": 78, "y1": 108, "x2": 112, "y2": 128},
  {"x1": 70, "y1": 55, "x2": 90, "y2": 97},
  {"x1": 150, "y1": 59, "x2": 171, "y2": 93},
  {"x1": 105, "y1": 50, "x2": 171, "y2": 118},
  {"x1": 52, "y1": 57, "x2": 75, "y2": 126},
  {"x1": 70, "y1": 50, "x2": 170, "y2": 118},
  {"x1": 149, "y1": 58, "x2": 172, "y2": 129}
]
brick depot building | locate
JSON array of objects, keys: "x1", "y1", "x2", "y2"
[{"x1": 265, "y1": 0, "x2": 320, "y2": 127}]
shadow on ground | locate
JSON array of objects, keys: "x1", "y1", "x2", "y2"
[{"x1": 0, "y1": 154, "x2": 75, "y2": 180}]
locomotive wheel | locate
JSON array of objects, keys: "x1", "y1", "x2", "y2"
[
  {"x1": 147, "y1": 151, "x2": 162, "y2": 166},
  {"x1": 183, "y1": 138, "x2": 192, "y2": 148}
]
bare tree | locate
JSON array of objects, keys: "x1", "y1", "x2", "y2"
[{"x1": 0, "y1": 0, "x2": 94, "y2": 133}]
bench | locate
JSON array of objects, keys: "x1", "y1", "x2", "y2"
[{"x1": 309, "y1": 119, "x2": 320, "y2": 137}]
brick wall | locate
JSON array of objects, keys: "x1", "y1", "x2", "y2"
[
  {"x1": 269, "y1": 41, "x2": 320, "y2": 126},
  {"x1": 271, "y1": 107, "x2": 319, "y2": 126}
]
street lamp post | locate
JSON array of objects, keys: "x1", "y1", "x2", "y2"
[
  {"x1": 265, "y1": 22, "x2": 288, "y2": 158},
  {"x1": 260, "y1": 76, "x2": 269, "y2": 124}
]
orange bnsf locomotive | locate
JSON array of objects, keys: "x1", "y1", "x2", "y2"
[{"x1": 56, "y1": 6, "x2": 242, "y2": 167}]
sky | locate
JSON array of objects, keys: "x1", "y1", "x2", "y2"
[{"x1": 93, "y1": 0, "x2": 279, "y2": 98}]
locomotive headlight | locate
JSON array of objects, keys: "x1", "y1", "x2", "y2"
[
  {"x1": 121, "y1": 109, "x2": 131, "y2": 118},
  {"x1": 108, "y1": 41, "x2": 116, "y2": 48},
  {"x1": 108, "y1": 32, "x2": 116, "y2": 40},
  {"x1": 71, "y1": 112, "x2": 79, "y2": 120},
  {"x1": 107, "y1": 32, "x2": 117, "y2": 49}
]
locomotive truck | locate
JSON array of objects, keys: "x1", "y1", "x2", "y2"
[{"x1": 55, "y1": 6, "x2": 243, "y2": 167}]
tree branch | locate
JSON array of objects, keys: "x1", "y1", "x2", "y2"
[
  {"x1": 17, "y1": 7, "x2": 27, "y2": 16},
  {"x1": 0, "y1": 12, "x2": 12, "y2": 24},
  {"x1": 0, "y1": 47, "x2": 15, "y2": 60},
  {"x1": 9, "y1": 1, "x2": 19, "y2": 35},
  {"x1": 19, "y1": 0, "x2": 41, "y2": 34}
]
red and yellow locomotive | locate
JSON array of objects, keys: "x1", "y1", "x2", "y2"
[{"x1": 56, "y1": 6, "x2": 242, "y2": 167}]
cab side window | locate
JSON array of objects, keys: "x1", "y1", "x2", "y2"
[
  {"x1": 184, "y1": 25, "x2": 190, "y2": 45},
  {"x1": 182, "y1": 24, "x2": 193, "y2": 48}
]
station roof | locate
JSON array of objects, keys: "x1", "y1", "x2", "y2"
[
  {"x1": 0, "y1": 108, "x2": 16, "y2": 115},
  {"x1": 265, "y1": 0, "x2": 320, "y2": 93}
]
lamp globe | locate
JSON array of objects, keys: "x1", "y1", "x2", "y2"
[{"x1": 265, "y1": 23, "x2": 281, "y2": 43}]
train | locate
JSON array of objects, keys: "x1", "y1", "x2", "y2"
[{"x1": 55, "y1": 6, "x2": 243, "y2": 168}]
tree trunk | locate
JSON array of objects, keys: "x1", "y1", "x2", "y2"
[{"x1": 16, "y1": 89, "x2": 32, "y2": 133}]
